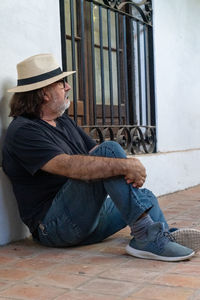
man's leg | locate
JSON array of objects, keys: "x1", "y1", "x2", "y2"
[
  {"x1": 37, "y1": 141, "x2": 194, "y2": 261},
  {"x1": 90, "y1": 142, "x2": 153, "y2": 226},
  {"x1": 79, "y1": 196, "x2": 127, "y2": 245},
  {"x1": 142, "y1": 189, "x2": 169, "y2": 230},
  {"x1": 37, "y1": 141, "x2": 152, "y2": 247},
  {"x1": 80, "y1": 190, "x2": 169, "y2": 246},
  {"x1": 37, "y1": 178, "x2": 108, "y2": 247},
  {"x1": 90, "y1": 141, "x2": 168, "y2": 227},
  {"x1": 87, "y1": 141, "x2": 194, "y2": 261}
]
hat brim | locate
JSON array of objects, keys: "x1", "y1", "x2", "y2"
[{"x1": 7, "y1": 71, "x2": 76, "y2": 93}]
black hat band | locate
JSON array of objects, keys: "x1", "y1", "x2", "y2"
[{"x1": 17, "y1": 67, "x2": 62, "y2": 86}]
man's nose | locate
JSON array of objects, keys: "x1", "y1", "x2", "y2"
[{"x1": 64, "y1": 82, "x2": 71, "y2": 91}]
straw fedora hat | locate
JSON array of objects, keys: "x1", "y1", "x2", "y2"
[{"x1": 8, "y1": 53, "x2": 76, "y2": 93}]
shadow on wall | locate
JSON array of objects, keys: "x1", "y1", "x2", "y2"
[
  {"x1": 0, "y1": 82, "x2": 30, "y2": 245},
  {"x1": 0, "y1": 81, "x2": 12, "y2": 164},
  {"x1": 0, "y1": 169, "x2": 30, "y2": 245}
]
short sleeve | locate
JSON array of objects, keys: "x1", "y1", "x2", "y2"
[{"x1": 11, "y1": 123, "x2": 64, "y2": 175}]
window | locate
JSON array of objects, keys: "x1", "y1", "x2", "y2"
[{"x1": 60, "y1": 0, "x2": 156, "y2": 154}]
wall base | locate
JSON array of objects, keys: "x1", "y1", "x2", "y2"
[{"x1": 136, "y1": 149, "x2": 200, "y2": 196}]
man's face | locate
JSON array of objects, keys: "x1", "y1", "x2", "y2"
[{"x1": 44, "y1": 78, "x2": 71, "y2": 117}]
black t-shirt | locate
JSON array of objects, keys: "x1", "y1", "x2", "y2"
[{"x1": 2, "y1": 114, "x2": 96, "y2": 232}]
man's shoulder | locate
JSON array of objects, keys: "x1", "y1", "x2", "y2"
[
  {"x1": 6, "y1": 117, "x2": 43, "y2": 141},
  {"x1": 7, "y1": 116, "x2": 37, "y2": 131},
  {"x1": 9, "y1": 116, "x2": 36, "y2": 125}
]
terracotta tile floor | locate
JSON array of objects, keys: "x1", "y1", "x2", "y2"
[{"x1": 1, "y1": 185, "x2": 200, "y2": 300}]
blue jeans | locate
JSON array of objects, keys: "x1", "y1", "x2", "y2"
[{"x1": 37, "y1": 141, "x2": 168, "y2": 247}]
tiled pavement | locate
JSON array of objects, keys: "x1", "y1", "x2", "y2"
[{"x1": 1, "y1": 185, "x2": 200, "y2": 300}]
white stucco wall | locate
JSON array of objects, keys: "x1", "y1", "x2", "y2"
[
  {"x1": 136, "y1": 0, "x2": 200, "y2": 196},
  {"x1": 0, "y1": 0, "x2": 62, "y2": 245},
  {"x1": 153, "y1": 0, "x2": 200, "y2": 152}
]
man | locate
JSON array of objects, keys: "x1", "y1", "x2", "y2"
[{"x1": 2, "y1": 53, "x2": 200, "y2": 261}]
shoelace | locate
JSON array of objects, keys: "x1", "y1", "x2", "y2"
[{"x1": 156, "y1": 230, "x2": 175, "y2": 250}]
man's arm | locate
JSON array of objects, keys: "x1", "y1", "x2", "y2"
[{"x1": 41, "y1": 154, "x2": 146, "y2": 187}]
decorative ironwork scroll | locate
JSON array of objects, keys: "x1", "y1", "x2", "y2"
[
  {"x1": 102, "y1": 0, "x2": 152, "y2": 24},
  {"x1": 103, "y1": 0, "x2": 121, "y2": 8},
  {"x1": 83, "y1": 126, "x2": 156, "y2": 154}
]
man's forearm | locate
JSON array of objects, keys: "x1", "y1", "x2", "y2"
[
  {"x1": 42, "y1": 154, "x2": 128, "y2": 180},
  {"x1": 41, "y1": 153, "x2": 146, "y2": 187}
]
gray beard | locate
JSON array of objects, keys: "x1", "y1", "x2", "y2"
[
  {"x1": 65, "y1": 100, "x2": 70, "y2": 110},
  {"x1": 59, "y1": 100, "x2": 70, "y2": 117}
]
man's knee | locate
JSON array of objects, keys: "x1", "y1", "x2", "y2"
[
  {"x1": 101, "y1": 141, "x2": 125, "y2": 152},
  {"x1": 94, "y1": 141, "x2": 126, "y2": 158},
  {"x1": 101, "y1": 141, "x2": 120, "y2": 148}
]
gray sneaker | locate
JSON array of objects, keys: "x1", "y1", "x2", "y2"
[
  {"x1": 170, "y1": 228, "x2": 200, "y2": 252},
  {"x1": 126, "y1": 222, "x2": 194, "y2": 262}
]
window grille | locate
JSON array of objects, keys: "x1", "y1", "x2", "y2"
[{"x1": 60, "y1": 0, "x2": 156, "y2": 154}]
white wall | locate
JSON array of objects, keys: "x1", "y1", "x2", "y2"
[
  {"x1": 0, "y1": 0, "x2": 62, "y2": 245},
  {"x1": 0, "y1": 0, "x2": 62, "y2": 157},
  {"x1": 136, "y1": 0, "x2": 200, "y2": 195},
  {"x1": 153, "y1": 0, "x2": 200, "y2": 152}
]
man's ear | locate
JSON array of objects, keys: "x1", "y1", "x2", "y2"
[{"x1": 42, "y1": 88, "x2": 50, "y2": 102}]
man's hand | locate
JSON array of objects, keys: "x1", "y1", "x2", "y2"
[{"x1": 124, "y1": 158, "x2": 146, "y2": 188}]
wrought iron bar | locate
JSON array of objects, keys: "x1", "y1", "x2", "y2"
[
  {"x1": 143, "y1": 23, "x2": 149, "y2": 126},
  {"x1": 70, "y1": 0, "x2": 77, "y2": 122},
  {"x1": 99, "y1": 5, "x2": 106, "y2": 124},
  {"x1": 147, "y1": 25, "x2": 156, "y2": 128},
  {"x1": 115, "y1": 12, "x2": 122, "y2": 125},
  {"x1": 126, "y1": 14, "x2": 137, "y2": 125},
  {"x1": 90, "y1": 1, "x2": 97, "y2": 125},
  {"x1": 137, "y1": 21, "x2": 143, "y2": 125},
  {"x1": 122, "y1": 15, "x2": 129, "y2": 124},
  {"x1": 80, "y1": 0, "x2": 87, "y2": 125},
  {"x1": 59, "y1": 0, "x2": 67, "y2": 71},
  {"x1": 107, "y1": 9, "x2": 114, "y2": 125}
]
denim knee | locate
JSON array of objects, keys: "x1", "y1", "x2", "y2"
[{"x1": 91, "y1": 141, "x2": 126, "y2": 159}]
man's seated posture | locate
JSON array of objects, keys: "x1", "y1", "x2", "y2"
[{"x1": 2, "y1": 54, "x2": 200, "y2": 261}]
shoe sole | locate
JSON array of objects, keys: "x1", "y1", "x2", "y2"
[
  {"x1": 125, "y1": 245, "x2": 195, "y2": 262},
  {"x1": 170, "y1": 228, "x2": 200, "y2": 252}
]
